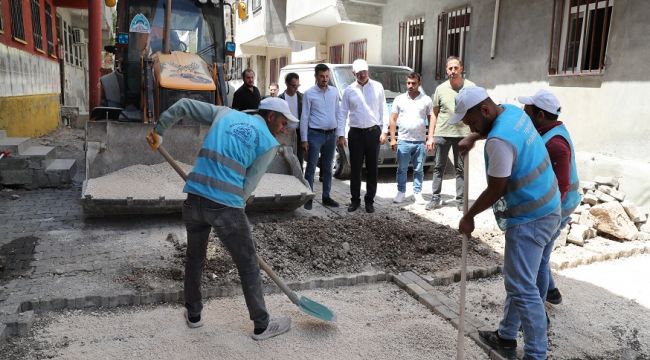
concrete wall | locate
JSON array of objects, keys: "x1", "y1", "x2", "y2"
[
  {"x1": 327, "y1": 23, "x2": 382, "y2": 64},
  {"x1": 0, "y1": 94, "x2": 60, "y2": 137},
  {"x1": 286, "y1": 0, "x2": 336, "y2": 25}
]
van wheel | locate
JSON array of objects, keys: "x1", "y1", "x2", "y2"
[{"x1": 334, "y1": 147, "x2": 351, "y2": 180}]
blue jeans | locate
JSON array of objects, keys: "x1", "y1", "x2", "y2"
[
  {"x1": 396, "y1": 141, "x2": 425, "y2": 193},
  {"x1": 498, "y1": 209, "x2": 561, "y2": 360},
  {"x1": 304, "y1": 129, "x2": 336, "y2": 199}
]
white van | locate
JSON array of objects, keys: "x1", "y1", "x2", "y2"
[{"x1": 278, "y1": 63, "x2": 435, "y2": 179}]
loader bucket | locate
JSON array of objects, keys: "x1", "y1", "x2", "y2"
[{"x1": 81, "y1": 120, "x2": 313, "y2": 217}]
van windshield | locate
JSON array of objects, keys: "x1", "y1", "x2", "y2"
[{"x1": 333, "y1": 66, "x2": 412, "y2": 100}]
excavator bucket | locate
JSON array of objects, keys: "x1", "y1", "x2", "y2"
[{"x1": 81, "y1": 121, "x2": 313, "y2": 217}]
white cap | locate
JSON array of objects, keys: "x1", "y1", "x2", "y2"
[
  {"x1": 352, "y1": 59, "x2": 369, "y2": 73},
  {"x1": 518, "y1": 89, "x2": 561, "y2": 115},
  {"x1": 449, "y1": 86, "x2": 489, "y2": 125},
  {"x1": 258, "y1": 97, "x2": 299, "y2": 123}
]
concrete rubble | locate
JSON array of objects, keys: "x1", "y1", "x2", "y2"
[{"x1": 561, "y1": 176, "x2": 650, "y2": 247}]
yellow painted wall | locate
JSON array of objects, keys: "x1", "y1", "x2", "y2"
[{"x1": 0, "y1": 94, "x2": 60, "y2": 137}]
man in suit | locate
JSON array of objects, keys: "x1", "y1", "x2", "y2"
[{"x1": 278, "y1": 72, "x2": 304, "y2": 170}]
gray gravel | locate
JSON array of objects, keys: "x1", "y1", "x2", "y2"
[{"x1": 2, "y1": 283, "x2": 488, "y2": 360}]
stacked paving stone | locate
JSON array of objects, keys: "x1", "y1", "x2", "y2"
[
  {"x1": 557, "y1": 175, "x2": 650, "y2": 247},
  {"x1": 0, "y1": 130, "x2": 76, "y2": 188}
]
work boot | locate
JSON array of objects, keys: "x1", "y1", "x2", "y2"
[
  {"x1": 546, "y1": 288, "x2": 563, "y2": 305},
  {"x1": 478, "y1": 330, "x2": 517, "y2": 350},
  {"x1": 393, "y1": 191, "x2": 406, "y2": 203},
  {"x1": 304, "y1": 200, "x2": 313, "y2": 210},
  {"x1": 322, "y1": 197, "x2": 339, "y2": 207},
  {"x1": 425, "y1": 198, "x2": 441, "y2": 210},
  {"x1": 184, "y1": 310, "x2": 204, "y2": 329},
  {"x1": 251, "y1": 316, "x2": 291, "y2": 341}
]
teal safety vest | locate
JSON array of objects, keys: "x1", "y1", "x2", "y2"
[
  {"x1": 486, "y1": 104, "x2": 560, "y2": 230},
  {"x1": 541, "y1": 123, "x2": 581, "y2": 224},
  {"x1": 184, "y1": 110, "x2": 279, "y2": 208}
]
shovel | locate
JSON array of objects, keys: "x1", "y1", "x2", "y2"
[
  {"x1": 456, "y1": 153, "x2": 470, "y2": 360},
  {"x1": 156, "y1": 145, "x2": 337, "y2": 322}
]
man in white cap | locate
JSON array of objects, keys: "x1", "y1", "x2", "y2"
[
  {"x1": 453, "y1": 87, "x2": 561, "y2": 360},
  {"x1": 519, "y1": 89, "x2": 581, "y2": 306},
  {"x1": 146, "y1": 97, "x2": 295, "y2": 340},
  {"x1": 338, "y1": 59, "x2": 388, "y2": 213}
]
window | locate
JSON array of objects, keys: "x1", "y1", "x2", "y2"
[
  {"x1": 398, "y1": 17, "x2": 424, "y2": 73},
  {"x1": 349, "y1": 39, "x2": 367, "y2": 63},
  {"x1": 232, "y1": 56, "x2": 243, "y2": 80},
  {"x1": 549, "y1": 0, "x2": 613, "y2": 75},
  {"x1": 0, "y1": 0, "x2": 4, "y2": 33},
  {"x1": 45, "y1": 3, "x2": 54, "y2": 55},
  {"x1": 252, "y1": 0, "x2": 261, "y2": 13},
  {"x1": 269, "y1": 58, "x2": 278, "y2": 84},
  {"x1": 435, "y1": 6, "x2": 470, "y2": 80},
  {"x1": 10, "y1": 0, "x2": 25, "y2": 41},
  {"x1": 329, "y1": 44, "x2": 343, "y2": 64},
  {"x1": 56, "y1": 14, "x2": 61, "y2": 56},
  {"x1": 31, "y1": 0, "x2": 43, "y2": 50},
  {"x1": 66, "y1": 23, "x2": 74, "y2": 64}
]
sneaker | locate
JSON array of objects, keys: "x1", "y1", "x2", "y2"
[
  {"x1": 425, "y1": 199, "x2": 441, "y2": 210},
  {"x1": 478, "y1": 330, "x2": 517, "y2": 350},
  {"x1": 304, "y1": 199, "x2": 313, "y2": 210},
  {"x1": 393, "y1": 191, "x2": 406, "y2": 203},
  {"x1": 413, "y1": 193, "x2": 426, "y2": 204},
  {"x1": 184, "y1": 309, "x2": 204, "y2": 328},
  {"x1": 251, "y1": 316, "x2": 291, "y2": 341},
  {"x1": 546, "y1": 288, "x2": 562, "y2": 305},
  {"x1": 322, "y1": 197, "x2": 339, "y2": 207}
]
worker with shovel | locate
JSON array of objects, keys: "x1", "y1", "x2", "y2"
[
  {"x1": 454, "y1": 87, "x2": 561, "y2": 360},
  {"x1": 146, "y1": 97, "x2": 297, "y2": 340}
]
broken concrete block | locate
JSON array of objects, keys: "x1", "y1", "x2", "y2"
[
  {"x1": 587, "y1": 227, "x2": 598, "y2": 239},
  {"x1": 635, "y1": 232, "x2": 650, "y2": 241},
  {"x1": 608, "y1": 189, "x2": 626, "y2": 202},
  {"x1": 622, "y1": 201, "x2": 647, "y2": 223},
  {"x1": 569, "y1": 213, "x2": 581, "y2": 224},
  {"x1": 579, "y1": 211, "x2": 597, "y2": 228},
  {"x1": 594, "y1": 176, "x2": 619, "y2": 189},
  {"x1": 582, "y1": 192, "x2": 599, "y2": 206},
  {"x1": 589, "y1": 202, "x2": 639, "y2": 241},
  {"x1": 554, "y1": 228, "x2": 568, "y2": 249},
  {"x1": 580, "y1": 181, "x2": 596, "y2": 191},
  {"x1": 594, "y1": 189, "x2": 616, "y2": 203},
  {"x1": 639, "y1": 222, "x2": 650, "y2": 233},
  {"x1": 573, "y1": 204, "x2": 590, "y2": 215},
  {"x1": 598, "y1": 185, "x2": 614, "y2": 194},
  {"x1": 567, "y1": 224, "x2": 590, "y2": 246}
]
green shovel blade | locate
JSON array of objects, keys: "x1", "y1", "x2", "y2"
[{"x1": 298, "y1": 295, "x2": 337, "y2": 322}]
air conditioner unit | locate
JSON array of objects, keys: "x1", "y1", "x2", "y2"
[{"x1": 73, "y1": 28, "x2": 86, "y2": 44}]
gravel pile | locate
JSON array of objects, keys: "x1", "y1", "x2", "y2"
[
  {"x1": 252, "y1": 173, "x2": 310, "y2": 197},
  {"x1": 84, "y1": 162, "x2": 192, "y2": 200}
]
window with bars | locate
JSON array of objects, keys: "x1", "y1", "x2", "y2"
[
  {"x1": 31, "y1": 0, "x2": 43, "y2": 50},
  {"x1": 435, "y1": 6, "x2": 471, "y2": 80},
  {"x1": 349, "y1": 39, "x2": 367, "y2": 63},
  {"x1": 548, "y1": 0, "x2": 613, "y2": 75},
  {"x1": 10, "y1": 0, "x2": 25, "y2": 41},
  {"x1": 232, "y1": 57, "x2": 244, "y2": 79},
  {"x1": 66, "y1": 23, "x2": 74, "y2": 64},
  {"x1": 398, "y1": 17, "x2": 424, "y2": 74},
  {"x1": 45, "y1": 3, "x2": 54, "y2": 56},
  {"x1": 0, "y1": 0, "x2": 4, "y2": 33},
  {"x1": 329, "y1": 44, "x2": 343, "y2": 64}
]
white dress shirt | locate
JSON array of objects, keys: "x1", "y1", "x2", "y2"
[
  {"x1": 338, "y1": 79, "x2": 388, "y2": 133},
  {"x1": 300, "y1": 85, "x2": 342, "y2": 141}
]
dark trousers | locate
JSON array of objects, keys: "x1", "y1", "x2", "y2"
[
  {"x1": 348, "y1": 125, "x2": 381, "y2": 205},
  {"x1": 431, "y1": 136, "x2": 465, "y2": 202},
  {"x1": 182, "y1": 193, "x2": 269, "y2": 329},
  {"x1": 296, "y1": 128, "x2": 304, "y2": 171}
]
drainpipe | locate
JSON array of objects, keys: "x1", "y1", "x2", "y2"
[
  {"x1": 490, "y1": 0, "x2": 500, "y2": 59},
  {"x1": 88, "y1": 0, "x2": 102, "y2": 110}
]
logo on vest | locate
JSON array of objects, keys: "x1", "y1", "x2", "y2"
[{"x1": 228, "y1": 123, "x2": 258, "y2": 146}]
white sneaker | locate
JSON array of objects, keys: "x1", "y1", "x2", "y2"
[
  {"x1": 393, "y1": 191, "x2": 406, "y2": 203},
  {"x1": 413, "y1": 193, "x2": 425, "y2": 204},
  {"x1": 251, "y1": 316, "x2": 291, "y2": 341}
]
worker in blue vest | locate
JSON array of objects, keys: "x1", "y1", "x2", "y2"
[
  {"x1": 454, "y1": 87, "x2": 561, "y2": 360},
  {"x1": 519, "y1": 89, "x2": 581, "y2": 306},
  {"x1": 146, "y1": 97, "x2": 297, "y2": 340}
]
